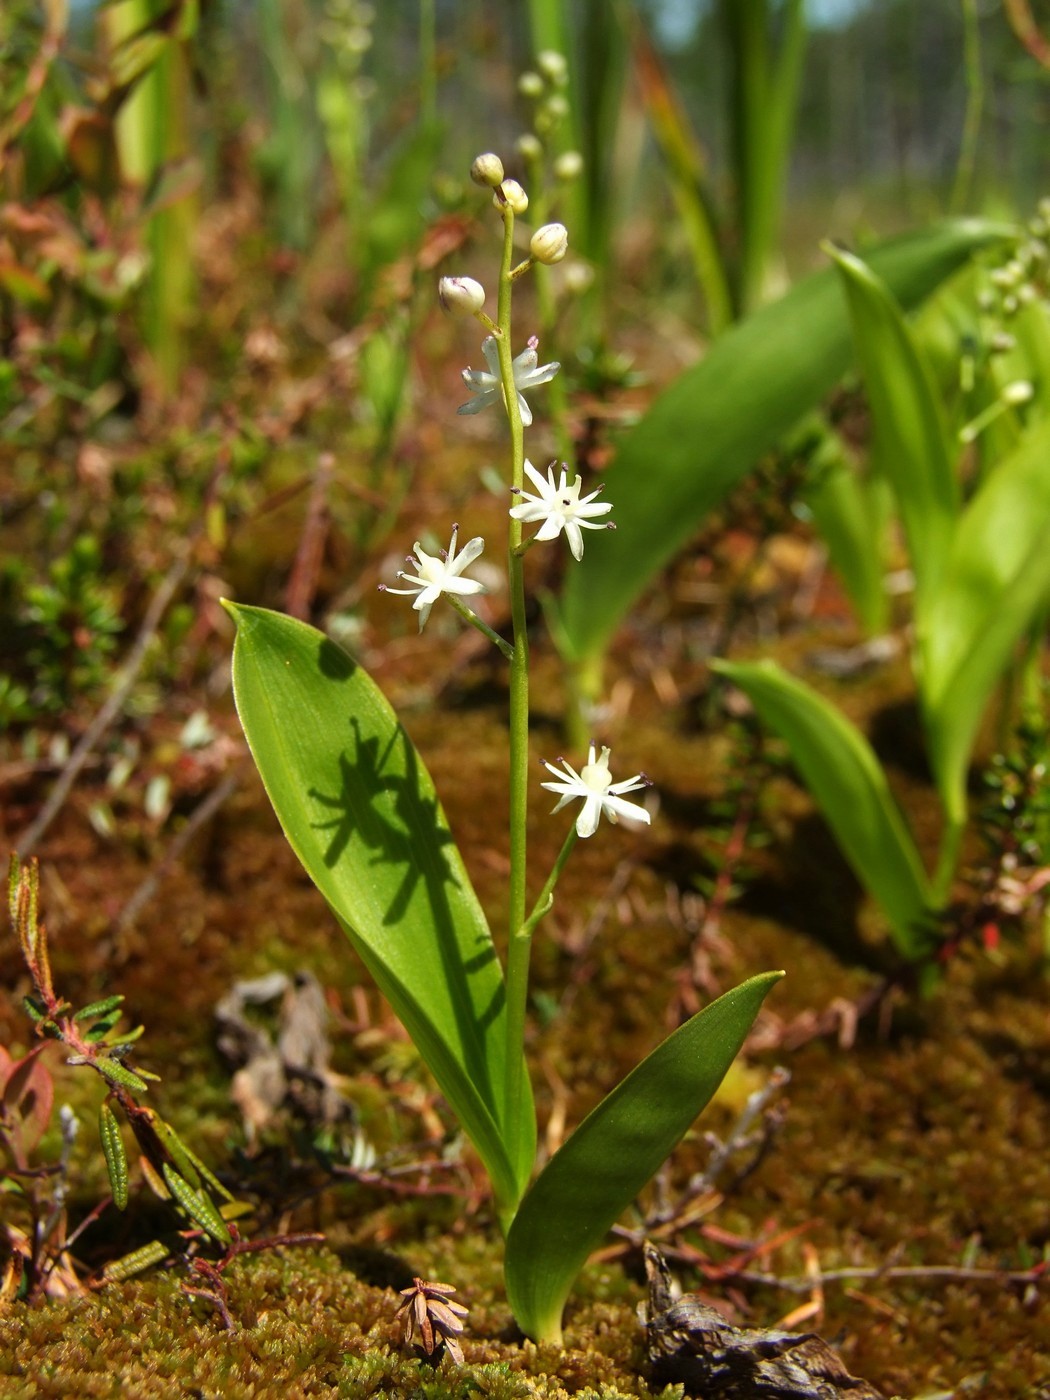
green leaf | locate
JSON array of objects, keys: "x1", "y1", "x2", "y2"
[
  {"x1": 801, "y1": 420, "x2": 891, "y2": 635},
  {"x1": 95, "y1": 1058, "x2": 150, "y2": 1094},
  {"x1": 227, "y1": 604, "x2": 534, "y2": 1214},
  {"x1": 162, "y1": 1164, "x2": 232, "y2": 1247},
  {"x1": 921, "y1": 414, "x2": 1050, "y2": 826},
  {"x1": 99, "y1": 1100, "x2": 129, "y2": 1211},
  {"x1": 828, "y1": 246, "x2": 958, "y2": 624},
  {"x1": 712, "y1": 659, "x2": 934, "y2": 957},
  {"x1": 556, "y1": 220, "x2": 1011, "y2": 664},
  {"x1": 74, "y1": 995, "x2": 125, "y2": 1022},
  {"x1": 504, "y1": 971, "x2": 782, "y2": 1344}
]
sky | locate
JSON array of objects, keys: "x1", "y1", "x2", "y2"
[{"x1": 650, "y1": 0, "x2": 869, "y2": 48}]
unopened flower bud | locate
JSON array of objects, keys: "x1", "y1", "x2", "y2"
[
  {"x1": 553, "y1": 150, "x2": 584, "y2": 182},
  {"x1": 470, "y1": 152, "x2": 505, "y2": 188},
  {"x1": 518, "y1": 71, "x2": 544, "y2": 99},
  {"x1": 516, "y1": 133, "x2": 543, "y2": 164},
  {"x1": 562, "y1": 261, "x2": 594, "y2": 296},
  {"x1": 497, "y1": 179, "x2": 529, "y2": 215},
  {"x1": 1002, "y1": 379, "x2": 1034, "y2": 406},
  {"x1": 439, "y1": 276, "x2": 486, "y2": 315},
  {"x1": 546, "y1": 93, "x2": 570, "y2": 121},
  {"x1": 530, "y1": 222, "x2": 569, "y2": 265},
  {"x1": 537, "y1": 50, "x2": 568, "y2": 86}
]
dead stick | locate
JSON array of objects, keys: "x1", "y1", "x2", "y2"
[
  {"x1": 736, "y1": 1262, "x2": 1045, "y2": 1293},
  {"x1": 15, "y1": 553, "x2": 191, "y2": 856},
  {"x1": 112, "y1": 769, "x2": 242, "y2": 935},
  {"x1": 285, "y1": 452, "x2": 334, "y2": 621}
]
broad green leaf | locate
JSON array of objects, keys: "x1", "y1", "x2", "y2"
[
  {"x1": 227, "y1": 605, "x2": 534, "y2": 1213},
  {"x1": 921, "y1": 414, "x2": 1050, "y2": 827},
  {"x1": 828, "y1": 246, "x2": 958, "y2": 624},
  {"x1": 557, "y1": 220, "x2": 1012, "y2": 663},
  {"x1": 504, "y1": 971, "x2": 782, "y2": 1344},
  {"x1": 712, "y1": 659, "x2": 933, "y2": 957}
]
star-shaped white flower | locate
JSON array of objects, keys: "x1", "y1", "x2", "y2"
[
  {"x1": 457, "y1": 335, "x2": 559, "y2": 428},
  {"x1": 541, "y1": 743, "x2": 652, "y2": 839},
  {"x1": 509, "y1": 459, "x2": 614, "y2": 561},
  {"x1": 379, "y1": 524, "x2": 486, "y2": 631}
]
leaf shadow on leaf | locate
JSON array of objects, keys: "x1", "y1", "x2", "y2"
[{"x1": 306, "y1": 640, "x2": 505, "y2": 1072}]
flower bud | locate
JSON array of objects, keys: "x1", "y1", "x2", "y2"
[
  {"x1": 516, "y1": 133, "x2": 543, "y2": 164},
  {"x1": 553, "y1": 150, "x2": 584, "y2": 182},
  {"x1": 438, "y1": 276, "x2": 486, "y2": 315},
  {"x1": 537, "y1": 50, "x2": 568, "y2": 86},
  {"x1": 530, "y1": 222, "x2": 569, "y2": 265},
  {"x1": 496, "y1": 179, "x2": 529, "y2": 215},
  {"x1": 518, "y1": 71, "x2": 544, "y2": 99},
  {"x1": 470, "y1": 152, "x2": 505, "y2": 188},
  {"x1": 1002, "y1": 379, "x2": 1034, "y2": 406}
]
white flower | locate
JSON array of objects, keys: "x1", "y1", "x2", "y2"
[
  {"x1": 458, "y1": 336, "x2": 559, "y2": 428},
  {"x1": 379, "y1": 524, "x2": 486, "y2": 631},
  {"x1": 541, "y1": 743, "x2": 651, "y2": 839},
  {"x1": 509, "y1": 459, "x2": 613, "y2": 561}
]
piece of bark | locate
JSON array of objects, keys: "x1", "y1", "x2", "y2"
[{"x1": 645, "y1": 1242, "x2": 885, "y2": 1399}]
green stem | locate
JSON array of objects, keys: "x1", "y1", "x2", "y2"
[
  {"x1": 932, "y1": 811, "x2": 965, "y2": 908},
  {"x1": 521, "y1": 826, "x2": 579, "y2": 938},
  {"x1": 493, "y1": 202, "x2": 533, "y2": 1162},
  {"x1": 447, "y1": 596, "x2": 515, "y2": 660}
]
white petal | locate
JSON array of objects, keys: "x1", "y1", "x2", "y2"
[
  {"x1": 522, "y1": 460, "x2": 550, "y2": 494},
  {"x1": 516, "y1": 393, "x2": 534, "y2": 427},
  {"x1": 602, "y1": 794, "x2": 651, "y2": 826},
  {"x1": 481, "y1": 337, "x2": 502, "y2": 375},
  {"x1": 452, "y1": 535, "x2": 486, "y2": 571},
  {"x1": 519, "y1": 361, "x2": 560, "y2": 388},
  {"x1": 565, "y1": 521, "x2": 585, "y2": 560},
  {"x1": 534, "y1": 515, "x2": 565, "y2": 542},
  {"x1": 442, "y1": 577, "x2": 486, "y2": 598},
  {"x1": 575, "y1": 796, "x2": 603, "y2": 838}
]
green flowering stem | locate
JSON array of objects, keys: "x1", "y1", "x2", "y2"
[
  {"x1": 520, "y1": 826, "x2": 578, "y2": 940},
  {"x1": 494, "y1": 200, "x2": 534, "y2": 1174},
  {"x1": 446, "y1": 597, "x2": 515, "y2": 660}
]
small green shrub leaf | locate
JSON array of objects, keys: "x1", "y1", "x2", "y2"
[
  {"x1": 74, "y1": 995, "x2": 125, "y2": 1022},
  {"x1": 99, "y1": 1100, "x2": 129, "y2": 1210},
  {"x1": 712, "y1": 659, "x2": 934, "y2": 956},
  {"x1": 227, "y1": 604, "x2": 534, "y2": 1215},
  {"x1": 504, "y1": 971, "x2": 782, "y2": 1345},
  {"x1": 161, "y1": 1164, "x2": 232, "y2": 1246}
]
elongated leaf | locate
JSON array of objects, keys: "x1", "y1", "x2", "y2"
[
  {"x1": 556, "y1": 220, "x2": 1011, "y2": 663},
  {"x1": 227, "y1": 604, "x2": 534, "y2": 1214},
  {"x1": 504, "y1": 970, "x2": 782, "y2": 1344},
  {"x1": 801, "y1": 422, "x2": 891, "y2": 635},
  {"x1": 828, "y1": 246, "x2": 958, "y2": 623},
  {"x1": 921, "y1": 414, "x2": 1050, "y2": 826},
  {"x1": 712, "y1": 659, "x2": 933, "y2": 956}
]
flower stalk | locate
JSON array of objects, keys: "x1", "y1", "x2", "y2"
[{"x1": 493, "y1": 197, "x2": 534, "y2": 1170}]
